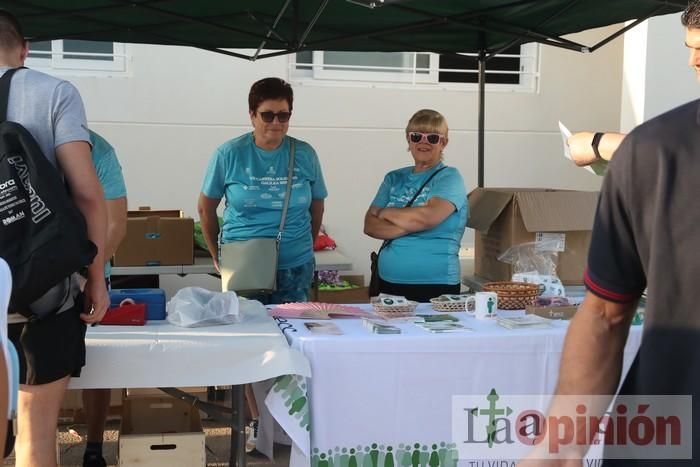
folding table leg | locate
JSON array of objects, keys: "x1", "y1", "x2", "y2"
[{"x1": 230, "y1": 384, "x2": 246, "y2": 466}]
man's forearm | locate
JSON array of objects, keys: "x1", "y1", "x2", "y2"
[{"x1": 556, "y1": 296, "x2": 635, "y2": 396}]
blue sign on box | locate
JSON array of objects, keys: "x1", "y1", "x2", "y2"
[{"x1": 109, "y1": 288, "x2": 166, "y2": 320}]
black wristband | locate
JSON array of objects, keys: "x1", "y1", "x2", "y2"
[{"x1": 591, "y1": 132, "x2": 605, "y2": 161}]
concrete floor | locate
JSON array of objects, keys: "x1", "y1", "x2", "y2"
[{"x1": 3, "y1": 419, "x2": 291, "y2": 466}]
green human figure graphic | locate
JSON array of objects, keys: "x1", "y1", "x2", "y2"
[
  {"x1": 384, "y1": 446, "x2": 395, "y2": 467},
  {"x1": 363, "y1": 446, "x2": 373, "y2": 467},
  {"x1": 273, "y1": 374, "x2": 293, "y2": 393},
  {"x1": 312, "y1": 448, "x2": 321, "y2": 467},
  {"x1": 428, "y1": 445, "x2": 439, "y2": 467},
  {"x1": 285, "y1": 384, "x2": 305, "y2": 408},
  {"x1": 281, "y1": 380, "x2": 299, "y2": 401},
  {"x1": 438, "y1": 442, "x2": 447, "y2": 466},
  {"x1": 445, "y1": 443, "x2": 458, "y2": 467},
  {"x1": 319, "y1": 453, "x2": 329, "y2": 467},
  {"x1": 349, "y1": 448, "x2": 358, "y2": 467},
  {"x1": 370, "y1": 443, "x2": 380, "y2": 467},
  {"x1": 419, "y1": 445, "x2": 429, "y2": 467},
  {"x1": 399, "y1": 444, "x2": 411, "y2": 467},
  {"x1": 328, "y1": 449, "x2": 335, "y2": 467},
  {"x1": 487, "y1": 297, "x2": 495, "y2": 314},
  {"x1": 340, "y1": 447, "x2": 350, "y2": 467},
  {"x1": 289, "y1": 395, "x2": 307, "y2": 416},
  {"x1": 411, "y1": 443, "x2": 421, "y2": 467}
]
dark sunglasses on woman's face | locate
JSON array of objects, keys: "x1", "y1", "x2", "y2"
[
  {"x1": 258, "y1": 111, "x2": 292, "y2": 123},
  {"x1": 409, "y1": 132, "x2": 443, "y2": 145}
]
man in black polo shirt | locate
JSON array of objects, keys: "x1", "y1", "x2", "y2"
[{"x1": 519, "y1": 2, "x2": 700, "y2": 466}]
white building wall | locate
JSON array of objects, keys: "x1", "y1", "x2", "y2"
[
  {"x1": 52, "y1": 25, "x2": 625, "y2": 287},
  {"x1": 621, "y1": 12, "x2": 699, "y2": 131}
]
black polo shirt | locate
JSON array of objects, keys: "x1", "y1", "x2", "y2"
[{"x1": 585, "y1": 99, "x2": 700, "y2": 466}]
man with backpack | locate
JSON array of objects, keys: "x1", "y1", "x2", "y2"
[{"x1": 0, "y1": 10, "x2": 109, "y2": 467}]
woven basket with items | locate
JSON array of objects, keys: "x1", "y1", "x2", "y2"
[
  {"x1": 370, "y1": 297, "x2": 418, "y2": 318},
  {"x1": 430, "y1": 294, "x2": 473, "y2": 312},
  {"x1": 483, "y1": 281, "x2": 539, "y2": 310}
]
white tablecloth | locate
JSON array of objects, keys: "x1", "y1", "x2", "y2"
[
  {"x1": 68, "y1": 311, "x2": 311, "y2": 390},
  {"x1": 266, "y1": 304, "x2": 643, "y2": 467}
]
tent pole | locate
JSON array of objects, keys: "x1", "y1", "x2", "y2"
[{"x1": 477, "y1": 49, "x2": 486, "y2": 188}]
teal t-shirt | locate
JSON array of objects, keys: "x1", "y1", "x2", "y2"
[
  {"x1": 371, "y1": 162, "x2": 467, "y2": 285},
  {"x1": 201, "y1": 133, "x2": 328, "y2": 269},
  {"x1": 89, "y1": 130, "x2": 127, "y2": 279}
]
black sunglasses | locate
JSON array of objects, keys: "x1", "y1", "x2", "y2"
[
  {"x1": 258, "y1": 111, "x2": 292, "y2": 123},
  {"x1": 408, "y1": 132, "x2": 443, "y2": 145}
]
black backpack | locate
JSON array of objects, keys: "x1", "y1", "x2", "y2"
[{"x1": 0, "y1": 67, "x2": 96, "y2": 317}]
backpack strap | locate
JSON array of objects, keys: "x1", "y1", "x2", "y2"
[{"x1": 0, "y1": 67, "x2": 25, "y2": 123}]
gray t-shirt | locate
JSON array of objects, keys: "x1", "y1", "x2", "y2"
[
  {"x1": 0, "y1": 66, "x2": 90, "y2": 317},
  {"x1": 0, "y1": 66, "x2": 90, "y2": 168}
]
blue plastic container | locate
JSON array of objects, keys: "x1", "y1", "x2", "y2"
[{"x1": 109, "y1": 288, "x2": 166, "y2": 321}]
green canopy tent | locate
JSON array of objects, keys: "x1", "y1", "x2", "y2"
[{"x1": 10, "y1": 0, "x2": 685, "y2": 187}]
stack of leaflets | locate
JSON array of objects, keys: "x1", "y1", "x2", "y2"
[
  {"x1": 415, "y1": 322, "x2": 472, "y2": 333},
  {"x1": 416, "y1": 314, "x2": 459, "y2": 323},
  {"x1": 362, "y1": 318, "x2": 402, "y2": 334},
  {"x1": 304, "y1": 322, "x2": 343, "y2": 335},
  {"x1": 496, "y1": 315, "x2": 553, "y2": 330}
]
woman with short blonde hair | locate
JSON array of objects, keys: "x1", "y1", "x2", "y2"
[{"x1": 364, "y1": 109, "x2": 468, "y2": 302}]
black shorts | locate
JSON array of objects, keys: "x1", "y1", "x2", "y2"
[{"x1": 8, "y1": 299, "x2": 87, "y2": 385}]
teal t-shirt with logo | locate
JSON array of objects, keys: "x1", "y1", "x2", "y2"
[
  {"x1": 89, "y1": 130, "x2": 127, "y2": 279},
  {"x1": 371, "y1": 162, "x2": 467, "y2": 285},
  {"x1": 201, "y1": 133, "x2": 327, "y2": 269}
]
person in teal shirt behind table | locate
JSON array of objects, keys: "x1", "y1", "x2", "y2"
[
  {"x1": 82, "y1": 129, "x2": 127, "y2": 467},
  {"x1": 198, "y1": 77, "x2": 327, "y2": 453},
  {"x1": 198, "y1": 77, "x2": 327, "y2": 305},
  {"x1": 364, "y1": 109, "x2": 467, "y2": 303}
]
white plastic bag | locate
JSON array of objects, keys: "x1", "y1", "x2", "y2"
[
  {"x1": 498, "y1": 240, "x2": 566, "y2": 298},
  {"x1": 167, "y1": 287, "x2": 243, "y2": 327}
]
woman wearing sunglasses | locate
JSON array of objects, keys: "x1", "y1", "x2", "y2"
[
  {"x1": 198, "y1": 77, "x2": 327, "y2": 304},
  {"x1": 364, "y1": 109, "x2": 468, "y2": 302},
  {"x1": 198, "y1": 77, "x2": 327, "y2": 452}
]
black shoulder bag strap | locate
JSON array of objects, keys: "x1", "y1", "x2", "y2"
[
  {"x1": 377, "y1": 165, "x2": 447, "y2": 255},
  {"x1": 0, "y1": 67, "x2": 25, "y2": 122}
]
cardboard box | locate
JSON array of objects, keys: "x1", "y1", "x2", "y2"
[
  {"x1": 467, "y1": 188, "x2": 598, "y2": 285},
  {"x1": 113, "y1": 207, "x2": 194, "y2": 267},
  {"x1": 526, "y1": 304, "x2": 579, "y2": 320},
  {"x1": 315, "y1": 275, "x2": 369, "y2": 303},
  {"x1": 119, "y1": 397, "x2": 205, "y2": 467}
]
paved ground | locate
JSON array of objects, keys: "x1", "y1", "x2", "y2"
[{"x1": 3, "y1": 419, "x2": 291, "y2": 466}]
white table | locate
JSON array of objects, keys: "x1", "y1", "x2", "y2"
[
  {"x1": 266, "y1": 304, "x2": 643, "y2": 467},
  {"x1": 111, "y1": 250, "x2": 353, "y2": 276},
  {"x1": 68, "y1": 301, "x2": 310, "y2": 466}
]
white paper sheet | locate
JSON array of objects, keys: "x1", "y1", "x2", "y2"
[{"x1": 559, "y1": 121, "x2": 610, "y2": 176}]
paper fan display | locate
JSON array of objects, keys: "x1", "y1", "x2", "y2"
[{"x1": 271, "y1": 302, "x2": 378, "y2": 320}]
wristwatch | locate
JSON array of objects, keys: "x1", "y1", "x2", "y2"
[{"x1": 591, "y1": 132, "x2": 605, "y2": 161}]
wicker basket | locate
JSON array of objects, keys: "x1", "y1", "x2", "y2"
[
  {"x1": 482, "y1": 281, "x2": 539, "y2": 310},
  {"x1": 430, "y1": 298, "x2": 472, "y2": 312},
  {"x1": 371, "y1": 298, "x2": 418, "y2": 318}
]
